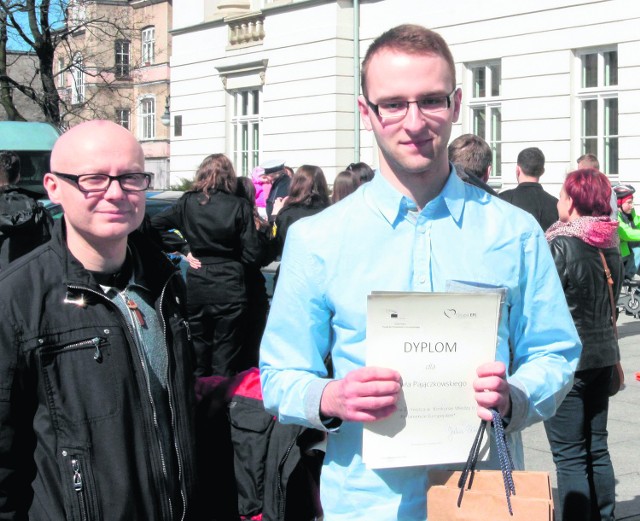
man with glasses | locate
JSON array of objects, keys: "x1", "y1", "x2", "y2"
[
  {"x1": 260, "y1": 25, "x2": 580, "y2": 519},
  {"x1": 0, "y1": 120, "x2": 200, "y2": 520}
]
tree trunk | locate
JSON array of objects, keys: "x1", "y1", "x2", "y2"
[{"x1": 0, "y1": 8, "x2": 26, "y2": 121}]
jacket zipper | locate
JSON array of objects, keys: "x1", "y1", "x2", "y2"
[
  {"x1": 58, "y1": 337, "x2": 104, "y2": 363},
  {"x1": 277, "y1": 438, "x2": 297, "y2": 519},
  {"x1": 71, "y1": 457, "x2": 89, "y2": 521},
  {"x1": 158, "y1": 271, "x2": 188, "y2": 521},
  {"x1": 67, "y1": 281, "x2": 184, "y2": 519},
  {"x1": 118, "y1": 287, "x2": 173, "y2": 520}
]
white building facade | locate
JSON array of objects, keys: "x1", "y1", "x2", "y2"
[{"x1": 169, "y1": 0, "x2": 640, "y2": 195}]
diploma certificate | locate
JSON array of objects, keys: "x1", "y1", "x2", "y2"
[{"x1": 362, "y1": 291, "x2": 501, "y2": 469}]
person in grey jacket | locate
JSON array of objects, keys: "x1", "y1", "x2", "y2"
[{"x1": 0, "y1": 120, "x2": 200, "y2": 520}]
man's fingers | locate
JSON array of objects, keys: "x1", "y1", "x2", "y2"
[
  {"x1": 346, "y1": 366, "x2": 402, "y2": 384},
  {"x1": 476, "y1": 361, "x2": 506, "y2": 379},
  {"x1": 473, "y1": 375, "x2": 505, "y2": 393},
  {"x1": 348, "y1": 404, "x2": 398, "y2": 423},
  {"x1": 343, "y1": 379, "x2": 402, "y2": 399}
]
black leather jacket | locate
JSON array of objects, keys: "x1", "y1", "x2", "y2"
[
  {"x1": 0, "y1": 220, "x2": 199, "y2": 520},
  {"x1": 549, "y1": 235, "x2": 622, "y2": 371}
]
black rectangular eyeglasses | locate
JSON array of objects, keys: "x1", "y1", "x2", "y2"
[
  {"x1": 365, "y1": 89, "x2": 456, "y2": 120},
  {"x1": 53, "y1": 172, "x2": 153, "y2": 193}
]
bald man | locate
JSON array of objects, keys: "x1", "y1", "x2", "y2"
[{"x1": 0, "y1": 121, "x2": 200, "y2": 520}]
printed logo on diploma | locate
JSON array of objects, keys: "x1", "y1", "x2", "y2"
[{"x1": 363, "y1": 291, "x2": 501, "y2": 469}]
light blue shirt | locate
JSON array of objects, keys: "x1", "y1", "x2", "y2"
[{"x1": 260, "y1": 168, "x2": 581, "y2": 520}]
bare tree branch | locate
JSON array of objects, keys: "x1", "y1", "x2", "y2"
[{"x1": 0, "y1": 0, "x2": 155, "y2": 126}]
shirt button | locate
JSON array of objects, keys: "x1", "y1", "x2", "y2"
[
  {"x1": 418, "y1": 227, "x2": 426, "y2": 234},
  {"x1": 418, "y1": 275, "x2": 426, "y2": 283}
]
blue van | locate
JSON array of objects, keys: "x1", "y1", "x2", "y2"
[{"x1": 0, "y1": 121, "x2": 60, "y2": 197}]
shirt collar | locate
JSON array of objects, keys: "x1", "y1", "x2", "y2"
[{"x1": 366, "y1": 163, "x2": 466, "y2": 226}]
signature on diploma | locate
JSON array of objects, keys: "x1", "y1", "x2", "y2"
[{"x1": 447, "y1": 424, "x2": 479, "y2": 436}]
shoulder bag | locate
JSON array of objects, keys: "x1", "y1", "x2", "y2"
[{"x1": 597, "y1": 249, "x2": 625, "y2": 396}]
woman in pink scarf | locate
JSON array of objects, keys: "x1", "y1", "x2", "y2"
[{"x1": 543, "y1": 169, "x2": 622, "y2": 521}]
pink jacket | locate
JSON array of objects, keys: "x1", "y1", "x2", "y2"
[{"x1": 252, "y1": 167, "x2": 271, "y2": 208}]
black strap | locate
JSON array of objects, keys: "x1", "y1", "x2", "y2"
[
  {"x1": 598, "y1": 249, "x2": 618, "y2": 340},
  {"x1": 457, "y1": 409, "x2": 515, "y2": 515}
]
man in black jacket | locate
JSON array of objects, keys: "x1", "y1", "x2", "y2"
[
  {"x1": 262, "y1": 160, "x2": 291, "y2": 222},
  {"x1": 0, "y1": 120, "x2": 200, "y2": 520},
  {"x1": 499, "y1": 147, "x2": 559, "y2": 231},
  {"x1": 0, "y1": 151, "x2": 53, "y2": 269}
]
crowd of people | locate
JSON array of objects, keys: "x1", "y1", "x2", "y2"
[{"x1": 0, "y1": 21, "x2": 634, "y2": 521}]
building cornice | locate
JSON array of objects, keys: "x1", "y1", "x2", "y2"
[{"x1": 171, "y1": 0, "x2": 333, "y2": 37}]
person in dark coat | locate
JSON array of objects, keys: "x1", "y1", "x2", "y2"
[
  {"x1": 235, "y1": 176, "x2": 275, "y2": 367},
  {"x1": 544, "y1": 169, "x2": 622, "y2": 521},
  {"x1": 0, "y1": 151, "x2": 53, "y2": 269},
  {"x1": 500, "y1": 147, "x2": 559, "y2": 230},
  {"x1": 272, "y1": 164, "x2": 330, "y2": 260},
  {"x1": 262, "y1": 160, "x2": 291, "y2": 222},
  {"x1": 152, "y1": 154, "x2": 264, "y2": 377},
  {"x1": 0, "y1": 120, "x2": 199, "y2": 520}
]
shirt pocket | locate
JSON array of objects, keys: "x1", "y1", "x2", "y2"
[{"x1": 39, "y1": 330, "x2": 122, "y2": 425}]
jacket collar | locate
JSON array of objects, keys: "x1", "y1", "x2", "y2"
[{"x1": 51, "y1": 217, "x2": 177, "y2": 297}]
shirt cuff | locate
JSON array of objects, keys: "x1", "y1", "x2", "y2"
[
  {"x1": 503, "y1": 379, "x2": 529, "y2": 433},
  {"x1": 304, "y1": 378, "x2": 342, "y2": 432}
]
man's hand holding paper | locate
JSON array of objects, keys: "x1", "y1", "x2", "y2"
[{"x1": 321, "y1": 366, "x2": 402, "y2": 422}]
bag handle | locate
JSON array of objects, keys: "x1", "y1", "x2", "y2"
[
  {"x1": 598, "y1": 249, "x2": 618, "y2": 340},
  {"x1": 457, "y1": 409, "x2": 515, "y2": 515}
]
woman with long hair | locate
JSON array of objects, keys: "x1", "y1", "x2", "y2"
[
  {"x1": 331, "y1": 169, "x2": 359, "y2": 204},
  {"x1": 346, "y1": 161, "x2": 375, "y2": 185},
  {"x1": 235, "y1": 176, "x2": 274, "y2": 364},
  {"x1": 152, "y1": 153, "x2": 263, "y2": 376},
  {"x1": 543, "y1": 168, "x2": 622, "y2": 521},
  {"x1": 272, "y1": 164, "x2": 330, "y2": 258}
]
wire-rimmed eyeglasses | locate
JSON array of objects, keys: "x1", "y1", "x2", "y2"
[
  {"x1": 365, "y1": 89, "x2": 457, "y2": 120},
  {"x1": 53, "y1": 172, "x2": 153, "y2": 193}
]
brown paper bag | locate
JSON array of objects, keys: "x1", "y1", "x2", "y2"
[{"x1": 427, "y1": 470, "x2": 555, "y2": 520}]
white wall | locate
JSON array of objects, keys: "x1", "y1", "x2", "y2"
[{"x1": 171, "y1": 0, "x2": 640, "y2": 195}]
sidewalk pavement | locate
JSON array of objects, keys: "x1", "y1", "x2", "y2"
[{"x1": 521, "y1": 312, "x2": 640, "y2": 520}]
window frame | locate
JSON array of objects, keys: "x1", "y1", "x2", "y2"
[
  {"x1": 116, "y1": 108, "x2": 131, "y2": 130},
  {"x1": 115, "y1": 40, "x2": 131, "y2": 78},
  {"x1": 465, "y1": 60, "x2": 502, "y2": 179},
  {"x1": 71, "y1": 52, "x2": 84, "y2": 105},
  {"x1": 141, "y1": 26, "x2": 155, "y2": 66},
  {"x1": 57, "y1": 57, "x2": 66, "y2": 88},
  {"x1": 139, "y1": 96, "x2": 156, "y2": 140},
  {"x1": 229, "y1": 88, "x2": 261, "y2": 176},
  {"x1": 574, "y1": 47, "x2": 619, "y2": 176}
]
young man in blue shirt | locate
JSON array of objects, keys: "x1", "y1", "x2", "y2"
[{"x1": 260, "y1": 24, "x2": 581, "y2": 520}]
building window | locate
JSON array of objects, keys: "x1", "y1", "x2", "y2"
[
  {"x1": 141, "y1": 27, "x2": 155, "y2": 65},
  {"x1": 69, "y1": 0, "x2": 86, "y2": 29},
  {"x1": 115, "y1": 40, "x2": 130, "y2": 78},
  {"x1": 116, "y1": 108, "x2": 131, "y2": 130},
  {"x1": 467, "y1": 61, "x2": 502, "y2": 177},
  {"x1": 577, "y1": 48, "x2": 618, "y2": 175},
  {"x1": 230, "y1": 89, "x2": 260, "y2": 176},
  {"x1": 57, "y1": 57, "x2": 65, "y2": 88},
  {"x1": 71, "y1": 53, "x2": 84, "y2": 104},
  {"x1": 140, "y1": 97, "x2": 156, "y2": 139}
]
